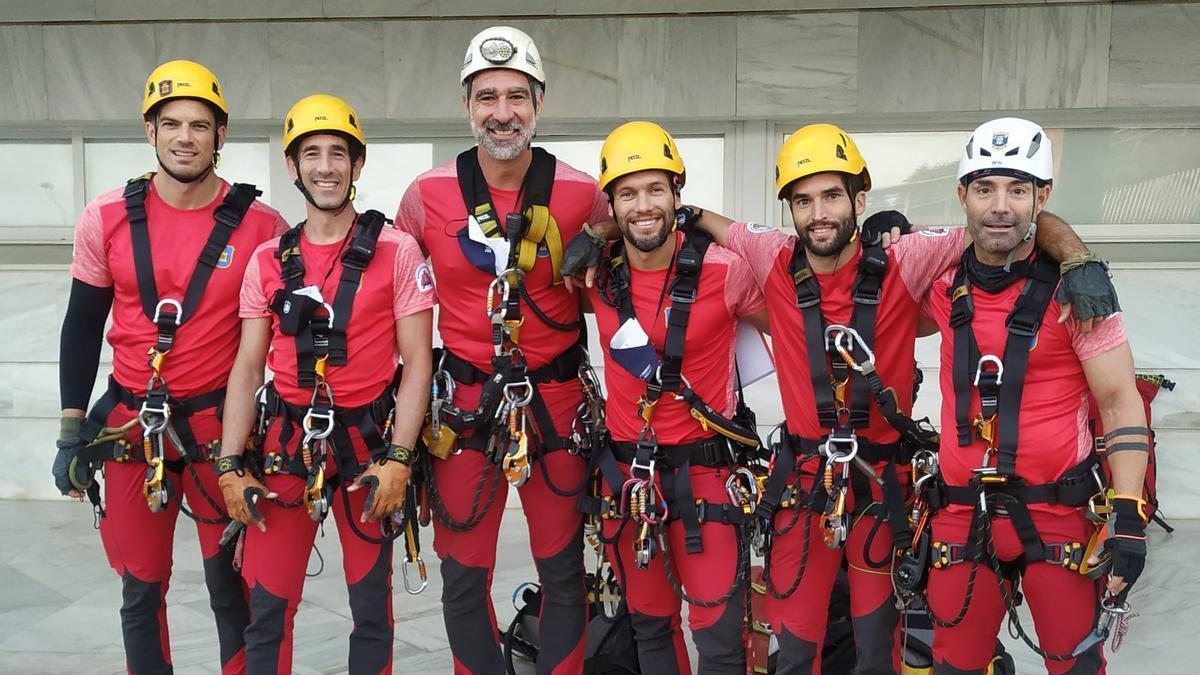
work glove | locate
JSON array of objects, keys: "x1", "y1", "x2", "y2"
[
  {"x1": 52, "y1": 416, "x2": 93, "y2": 496},
  {"x1": 1103, "y1": 495, "x2": 1148, "y2": 594},
  {"x1": 1058, "y1": 254, "x2": 1121, "y2": 323},
  {"x1": 351, "y1": 456, "x2": 411, "y2": 523},
  {"x1": 561, "y1": 223, "x2": 607, "y2": 279},
  {"x1": 675, "y1": 205, "x2": 702, "y2": 232},
  {"x1": 217, "y1": 464, "x2": 274, "y2": 531},
  {"x1": 860, "y1": 210, "x2": 911, "y2": 247}
]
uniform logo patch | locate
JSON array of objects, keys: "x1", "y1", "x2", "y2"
[
  {"x1": 918, "y1": 227, "x2": 950, "y2": 237},
  {"x1": 992, "y1": 132, "x2": 1009, "y2": 148},
  {"x1": 158, "y1": 80, "x2": 173, "y2": 97},
  {"x1": 747, "y1": 222, "x2": 777, "y2": 234},
  {"x1": 415, "y1": 263, "x2": 434, "y2": 293},
  {"x1": 216, "y1": 245, "x2": 235, "y2": 269}
]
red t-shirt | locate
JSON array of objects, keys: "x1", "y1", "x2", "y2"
[
  {"x1": 724, "y1": 223, "x2": 966, "y2": 444},
  {"x1": 588, "y1": 234, "x2": 767, "y2": 444},
  {"x1": 395, "y1": 153, "x2": 609, "y2": 422},
  {"x1": 923, "y1": 264, "x2": 1127, "y2": 514},
  {"x1": 240, "y1": 221, "x2": 436, "y2": 409},
  {"x1": 71, "y1": 180, "x2": 288, "y2": 398}
]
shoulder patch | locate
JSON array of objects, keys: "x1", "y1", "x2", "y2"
[
  {"x1": 919, "y1": 227, "x2": 951, "y2": 237},
  {"x1": 415, "y1": 263, "x2": 434, "y2": 293},
  {"x1": 747, "y1": 222, "x2": 777, "y2": 234},
  {"x1": 216, "y1": 245, "x2": 235, "y2": 269}
]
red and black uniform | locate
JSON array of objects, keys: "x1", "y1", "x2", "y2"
[
  {"x1": 724, "y1": 222, "x2": 963, "y2": 675},
  {"x1": 586, "y1": 230, "x2": 766, "y2": 674},
  {"x1": 921, "y1": 248, "x2": 1128, "y2": 674},
  {"x1": 237, "y1": 215, "x2": 435, "y2": 675},
  {"x1": 69, "y1": 178, "x2": 287, "y2": 674},
  {"x1": 395, "y1": 149, "x2": 609, "y2": 675}
]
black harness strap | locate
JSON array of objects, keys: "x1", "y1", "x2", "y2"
[
  {"x1": 270, "y1": 210, "x2": 388, "y2": 388},
  {"x1": 124, "y1": 175, "x2": 260, "y2": 353},
  {"x1": 948, "y1": 251, "x2": 1061, "y2": 475}
]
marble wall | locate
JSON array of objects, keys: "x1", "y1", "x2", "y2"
[{"x1": 0, "y1": 2, "x2": 1198, "y2": 124}]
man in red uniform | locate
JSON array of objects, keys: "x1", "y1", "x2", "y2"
[
  {"x1": 583, "y1": 121, "x2": 769, "y2": 674},
  {"x1": 216, "y1": 94, "x2": 434, "y2": 675},
  {"x1": 922, "y1": 117, "x2": 1149, "y2": 674},
  {"x1": 53, "y1": 60, "x2": 288, "y2": 674},
  {"x1": 685, "y1": 124, "x2": 1099, "y2": 674},
  {"x1": 393, "y1": 25, "x2": 609, "y2": 674}
]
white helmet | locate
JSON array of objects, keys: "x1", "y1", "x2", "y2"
[
  {"x1": 957, "y1": 117, "x2": 1053, "y2": 186},
  {"x1": 461, "y1": 26, "x2": 546, "y2": 87}
]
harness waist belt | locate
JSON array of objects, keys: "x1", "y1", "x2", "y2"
[
  {"x1": 441, "y1": 345, "x2": 584, "y2": 386},
  {"x1": 610, "y1": 436, "x2": 733, "y2": 469},
  {"x1": 928, "y1": 455, "x2": 1100, "y2": 510}
]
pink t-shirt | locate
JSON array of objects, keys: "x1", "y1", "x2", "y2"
[
  {"x1": 395, "y1": 153, "x2": 609, "y2": 425},
  {"x1": 724, "y1": 222, "x2": 965, "y2": 443},
  {"x1": 923, "y1": 263, "x2": 1127, "y2": 512},
  {"x1": 588, "y1": 234, "x2": 767, "y2": 444},
  {"x1": 71, "y1": 179, "x2": 288, "y2": 397},
  {"x1": 240, "y1": 221, "x2": 436, "y2": 408}
]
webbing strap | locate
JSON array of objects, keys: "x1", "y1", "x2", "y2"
[
  {"x1": 949, "y1": 251, "x2": 1060, "y2": 473},
  {"x1": 124, "y1": 176, "x2": 260, "y2": 351},
  {"x1": 270, "y1": 210, "x2": 387, "y2": 388},
  {"x1": 455, "y1": 146, "x2": 563, "y2": 282}
]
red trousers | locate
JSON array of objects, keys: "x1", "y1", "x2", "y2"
[
  {"x1": 763, "y1": 460, "x2": 903, "y2": 675},
  {"x1": 927, "y1": 507, "x2": 1106, "y2": 674},
  {"x1": 98, "y1": 407, "x2": 248, "y2": 675},
  {"x1": 602, "y1": 462, "x2": 747, "y2": 675}
]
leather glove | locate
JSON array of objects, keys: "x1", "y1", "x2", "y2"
[
  {"x1": 218, "y1": 466, "x2": 271, "y2": 529},
  {"x1": 52, "y1": 416, "x2": 94, "y2": 495},
  {"x1": 561, "y1": 224, "x2": 607, "y2": 278},
  {"x1": 1103, "y1": 495, "x2": 1148, "y2": 590},
  {"x1": 355, "y1": 459, "x2": 411, "y2": 522},
  {"x1": 1057, "y1": 255, "x2": 1121, "y2": 322},
  {"x1": 860, "y1": 210, "x2": 911, "y2": 246}
]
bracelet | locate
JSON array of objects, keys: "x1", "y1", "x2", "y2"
[{"x1": 1060, "y1": 252, "x2": 1105, "y2": 275}]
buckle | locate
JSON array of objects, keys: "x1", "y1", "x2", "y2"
[
  {"x1": 1006, "y1": 311, "x2": 1040, "y2": 338},
  {"x1": 152, "y1": 298, "x2": 183, "y2": 327},
  {"x1": 667, "y1": 279, "x2": 697, "y2": 304}
]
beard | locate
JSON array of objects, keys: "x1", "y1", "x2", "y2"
[
  {"x1": 156, "y1": 143, "x2": 214, "y2": 184},
  {"x1": 473, "y1": 117, "x2": 536, "y2": 161},
  {"x1": 971, "y1": 211, "x2": 1031, "y2": 257},
  {"x1": 798, "y1": 213, "x2": 857, "y2": 257},
  {"x1": 619, "y1": 208, "x2": 674, "y2": 253}
]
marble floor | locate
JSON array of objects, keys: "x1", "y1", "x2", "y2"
[{"x1": 0, "y1": 500, "x2": 1191, "y2": 674}]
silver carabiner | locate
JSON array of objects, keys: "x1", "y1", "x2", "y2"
[
  {"x1": 503, "y1": 380, "x2": 534, "y2": 407},
  {"x1": 821, "y1": 431, "x2": 859, "y2": 463},
  {"x1": 826, "y1": 324, "x2": 875, "y2": 372},
  {"x1": 138, "y1": 400, "x2": 171, "y2": 434}
]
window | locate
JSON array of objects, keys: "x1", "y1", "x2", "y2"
[
  {"x1": 84, "y1": 140, "x2": 272, "y2": 203},
  {"x1": 0, "y1": 142, "x2": 74, "y2": 228},
  {"x1": 540, "y1": 136, "x2": 726, "y2": 214},
  {"x1": 352, "y1": 141, "x2": 435, "y2": 217}
]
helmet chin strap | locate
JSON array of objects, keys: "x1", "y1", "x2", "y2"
[
  {"x1": 293, "y1": 177, "x2": 354, "y2": 217},
  {"x1": 1003, "y1": 219, "x2": 1037, "y2": 272}
]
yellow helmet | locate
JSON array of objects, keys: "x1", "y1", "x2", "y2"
[
  {"x1": 775, "y1": 123, "x2": 871, "y2": 199},
  {"x1": 599, "y1": 121, "x2": 685, "y2": 192},
  {"x1": 283, "y1": 94, "x2": 366, "y2": 154},
  {"x1": 142, "y1": 60, "x2": 228, "y2": 117}
]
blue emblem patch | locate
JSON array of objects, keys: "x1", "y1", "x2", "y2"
[
  {"x1": 991, "y1": 132, "x2": 1009, "y2": 148},
  {"x1": 216, "y1": 245, "x2": 235, "y2": 269}
]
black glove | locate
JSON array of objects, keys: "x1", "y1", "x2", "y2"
[
  {"x1": 860, "y1": 210, "x2": 911, "y2": 246},
  {"x1": 1103, "y1": 496, "x2": 1148, "y2": 588},
  {"x1": 560, "y1": 226, "x2": 606, "y2": 279},
  {"x1": 1057, "y1": 256, "x2": 1121, "y2": 322},
  {"x1": 52, "y1": 416, "x2": 94, "y2": 495},
  {"x1": 675, "y1": 205, "x2": 702, "y2": 232}
]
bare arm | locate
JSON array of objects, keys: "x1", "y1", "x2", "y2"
[
  {"x1": 1081, "y1": 342, "x2": 1148, "y2": 499},
  {"x1": 219, "y1": 318, "x2": 272, "y2": 459},
  {"x1": 390, "y1": 309, "x2": 434, "y2": 449},
  {"x1": 1033, "y1": 211, "x2": 1088, "y2": 261},
  {"x1": 694, "y1": 209, "x2": 736, "y2": 248},
  {"x1": 744, "y1": 309, "x2": 770, "y2": 335}
]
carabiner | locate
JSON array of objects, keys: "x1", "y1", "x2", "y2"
[
  {"x1": 825, "y1": 324, "x2": 875, "y2": 372},
  {"x1": 821, "y1": 431, "x2": 859, "y2": 463},
  {"x1": 402, "y1": 558, "x2": 429, "y2": 595},
  {"x1": 138, "y1": 400, "x2": 171, "y2": 435}
]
